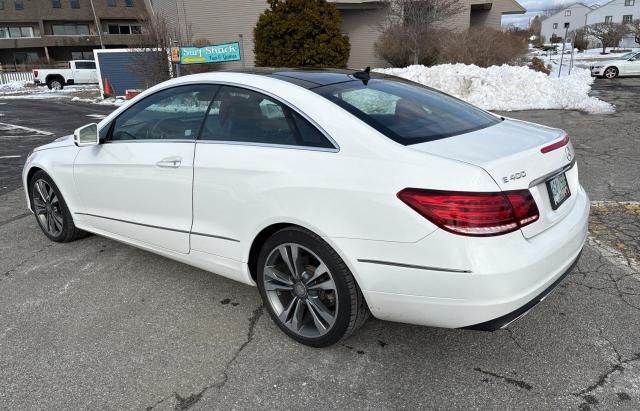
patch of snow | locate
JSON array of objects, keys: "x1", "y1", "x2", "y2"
[
  {"x1": 374, "y1": 64, "x2": 614, "y2": 115},
  {"x1": 0, "y1": 81, "x2": 28, "y2": 91},
  {"x1": 95, "y1": 98, "x2": 126, "y2": 106}
]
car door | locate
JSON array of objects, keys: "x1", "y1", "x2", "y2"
[
  {"x1": 74, "y1": 84, "x2": 218, "y2": 253},
  {"x1": 628, "y1": 53, "x2": 640, "y2": 75},
  {"x1": 191, "y1": 85, "x2": 337, "y2": 263},
  {"x1": 72, "y1": 61, "x2": 91, "y2": 83}
]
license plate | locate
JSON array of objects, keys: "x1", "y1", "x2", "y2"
[{"x1": 546, "y1": 172, "x2": 571, "y2": 210}]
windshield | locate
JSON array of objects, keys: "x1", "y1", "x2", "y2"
[
  {"x1": 619, "y1": 52, "x2": 639, "y2": 60},
  {"x1": 312, "y1": 78, "x2": 501, "y2": 146}
]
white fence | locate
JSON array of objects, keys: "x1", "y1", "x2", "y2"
[{"x1": 0, "y1": 71, "x2": 33, "y2": 85}]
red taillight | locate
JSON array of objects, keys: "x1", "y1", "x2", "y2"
[
  {"x1": 541, "y1": 134, "x2": 569, "y2": 153},
  {"x1": 33, "y1": 70, "x2": 38, "y2": 78},
  {"x1": 397, "y1": 188, "x2": 539, "y2": 237}
]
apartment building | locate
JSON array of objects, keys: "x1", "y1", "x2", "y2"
[
  {"x1": 587, "y1": 0, "x2": 639, "y2": 47},
  {"x1": 148, "y1": 0, "x2": 525, "y2": 69},
  {"x1": 540, "y1": 3, "x2": 593, "y2": 42},
  {"x1": 0, "y1": 0, "x2": 148, "y2": 67}
]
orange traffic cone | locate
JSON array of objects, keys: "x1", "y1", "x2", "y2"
[{"x1": 103, "y1": 78, "x2": 113, "y2": 98}]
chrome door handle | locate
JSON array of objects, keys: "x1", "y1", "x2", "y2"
[{"x1": 156, "y1": 157, "x2": 182, "y2": 168}]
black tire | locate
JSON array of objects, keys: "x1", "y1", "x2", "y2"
[
  {"x1": 29, "y1": 170, "x2": 86, "y2": 243},
  {"x1": 256, "y1": 226, "x2": 369, "y2": 347},
  {"x1": 47, "y1": 77, "x2": 64, "y2": 90}
]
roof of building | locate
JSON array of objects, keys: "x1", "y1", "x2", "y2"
[{"x1": 541, "y1": 2, "x2": 594, "y2": 20}]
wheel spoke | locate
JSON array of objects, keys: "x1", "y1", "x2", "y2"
[
  {"x1": 33, "y1": 198, "x2": 47, "y2": 214},
  {"x1": 306, "y1": 296, "x2": 335, "y2": 332},
  {"x1": 264, "y1": 280, "x2": 294, "y2": 292},
  {"x1": 307, "y1": 277, "x2": 336, "y2": 291},
  {"x1": 264, "y1": 266, "x2": 293, "y2": 286},
  {"x1": 35, "y1": 180, "x2": 48, "y2": 202},
  {"x1": 303, "y1": 262, "x2": 329, "y2": 285},
  {"x1": 46, "y1": 212, "x2": 53, "y2": 233},
  {"x1": 52, "y1": 212, "x2": 63, "y2": 231},
  {"x1": 50, "y1": 195, "x2": 59, "y2": 205},
  {"x1": 278, "y1": 244, "x2": 303, "y2": 280},
  {"x1": 289, "y1": 298, "x2": 306, "y2": 332},
  {"x1": 279, "y1": 297, "x2": 298, "y2": 324}
]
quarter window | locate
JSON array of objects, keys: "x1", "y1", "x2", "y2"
[
  {"x1": 199, "y1": 86, "x2": 335, "y2": 149},
  {"x1": 108, "y1": 85, "x2": 218, "y2": 142}
]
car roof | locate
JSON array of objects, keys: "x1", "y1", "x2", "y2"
[{"x1": 220, "y1": 68, "x2": 392, "y2": 89}]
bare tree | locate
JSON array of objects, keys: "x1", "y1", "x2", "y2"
[
  {"x1": 379, "y1": 0, "x2": 462, "y2": 65},
  {"x1": 128, "y1": 13, "x2": 177, "y2": 89},
  {"x1": 630, "y1": 19, "x2": 640, "y2": 46},
  {"x1": 584, "y1": 22, "x2": 628, "y2": 54}
]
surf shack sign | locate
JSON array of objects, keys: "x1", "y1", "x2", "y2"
[{"x1": 179, "y1": 42, "x2": 241, "y2": 65}]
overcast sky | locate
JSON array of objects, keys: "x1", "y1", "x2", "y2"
[{"x1": 501, "y1": 0, "x2": 601, "y2": 28}]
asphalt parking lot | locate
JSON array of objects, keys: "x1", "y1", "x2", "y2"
[{"x1": 1, "y1": 79, "x2": 639, "y2": 410}]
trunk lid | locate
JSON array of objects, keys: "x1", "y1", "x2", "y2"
[{"x1": 409, "y1": 118, "x2": 578, "y2": 238}]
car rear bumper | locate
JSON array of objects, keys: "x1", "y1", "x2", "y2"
[{"x1": 331, "y1": 184, "x2": 589, "y2": 329}]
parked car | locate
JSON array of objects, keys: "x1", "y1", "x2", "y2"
[
  {"x1": 33, "y1": 60, "x2": 98, "y2": 90},
  {"x1": 590, "y1": 51, "x2": 640, "y2": 79},
  {"x1": 22, "y1": 69, "x2": 589, "y2": 347}
]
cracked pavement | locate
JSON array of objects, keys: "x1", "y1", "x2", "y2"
[{"x1": 1, "y1": 78, "x2": 639, "y2": 409}]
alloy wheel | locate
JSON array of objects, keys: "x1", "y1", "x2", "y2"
[
  {"x1": 263, "y1": 243, "x2": 339, "y2": 338},
  {"x1": 32, "y1": 179, "x2": 63, "y2": 236},
  {"x1": 604, "y1": 68, "x2": 617, "y2": 79},
  {"x1": 51, "y1": 80, "x2": 62, "y2": 90}
]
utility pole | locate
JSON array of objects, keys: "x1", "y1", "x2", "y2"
[{"x1": 89, "y1": 0, "x2": 105, "y2": 49}]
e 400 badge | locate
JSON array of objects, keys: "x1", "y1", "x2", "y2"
[{"x1": 502, "y1": 171, "x2": 526, "y2": 183}]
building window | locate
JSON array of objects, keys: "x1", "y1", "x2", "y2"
[
  {"x1": 625, "y1": 0, "x2": 635, "y2": 6},
  {"x1": 605, "y1": 16, "x2": 613, "y2": 23},
  {"x1": 107, "y1": 23, "x2": 141, "y2": 34},
  {"x1": 70, "y1": 0, "x2": 79, "y2": 8},
  {"x1": 52, "y1": 0, "x2": 61, "y2": 7},
  {"x1": 108, "y1": 0, "x2": 116, "y2": 6},
  {"x1": 553, "y1": 23, "x2": 558, "y2": 29},
  {"x1": 14, "y1": 0, "x2": 24, "y2": 10},
  {"x1": 0, "y1": 26, "x2": 34, "y2": 38},
  {"x1": 124, "y1": 0, "x2": 133, "y2": 6},
  {"x1": 14, "y1": 51, "x2": 39, "y2": 64},
  {"x1": 72, "y1": 51, "x2": 95, "y2": 60},
  {"x1": 622, "y1": 15, "x2": 633, "y2": 23},
  {"x1": 51, "y1": 23, "x2": 90, "y2": 35},
  {"x1": 0, "y1": 0, "x2": 5, "y2": 10},
  {"x1": 565, "y1": 10, "x2": 571, "y2": 16}
]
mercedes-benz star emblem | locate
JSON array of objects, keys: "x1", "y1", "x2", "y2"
[{"x1": 565, "y1": 146, "x2": 572, "y2": 161}]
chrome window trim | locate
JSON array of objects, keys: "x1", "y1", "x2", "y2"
[
  {"x1": 102, "y1": 139, "x2": 196, "y2": 144},
  {"x1": 528, "y1": 158, "x2": 576, "y2": 188},
  {"x1": 196, "y1": 139, "x2": 338, "y2": 153}
]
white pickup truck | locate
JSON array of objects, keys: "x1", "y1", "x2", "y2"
[{"x1": 33, "y1": 60, "x2": 98, "y2": 90}]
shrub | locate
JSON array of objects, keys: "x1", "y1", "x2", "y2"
[
  {"x1": 437, "y1": 28, "x2": 528, "y2": 67},
  {"x1": 253, "y1": 0, "x2": 350, "y2": 68},
  {"x1": 528, "y1": 57, "x2": 550, "y2": 75},
  {"x1": 374, "y1": 27, "x2": 440, "y2": 67}
]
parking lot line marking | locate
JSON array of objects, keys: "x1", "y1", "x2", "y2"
[
  {"x1": 0, "y1": 121, "x2": 53, "y2": 136},
  {"x1": 86, "y1": 114, "x2": 106, "y2": 120},
  {"x1": 0, "y1": 155, "x2": 21, "y2": 159}
]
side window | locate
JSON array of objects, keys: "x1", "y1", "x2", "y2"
[
  {"x1": 200, "y1": 85, "x2": 334, "y2": 149},
  {"x1": 75, "y1": 61, "x2": 96, "y2": 69},
  {"x1": 108, "y1": 85, "x2": 217, "y2": 142}
]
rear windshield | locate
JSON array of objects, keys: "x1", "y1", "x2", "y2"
[{"x1": 313, "y1": 78, "x2": 501, "y2": 145}]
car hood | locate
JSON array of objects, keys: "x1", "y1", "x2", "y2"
[{"x1": 34, "y1": 134, "x2": 74, "y2": 151}]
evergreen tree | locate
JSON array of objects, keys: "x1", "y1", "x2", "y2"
[{"x1": 254, "y1": 0, "x2": 350, "y2": 68}]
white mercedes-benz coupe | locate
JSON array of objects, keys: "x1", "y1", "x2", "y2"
[{"x1": 23, "y1": 69, "x2": 589, "y2": 347}]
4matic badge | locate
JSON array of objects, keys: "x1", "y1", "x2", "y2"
[{"x1": 502, "y1": 171, "x2": 526, "y2": 184}]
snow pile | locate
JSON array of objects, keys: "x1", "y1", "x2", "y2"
[
  {"x1": 374, "y1": 64, "x2": 614, "y2": 114},
  {"x1": 0, "y1": 80, "x2": 28, "y2": 91}
]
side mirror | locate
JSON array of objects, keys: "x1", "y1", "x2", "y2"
[{"x1": 74, "y1": 123, "x2": 99, "y2": 147}]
